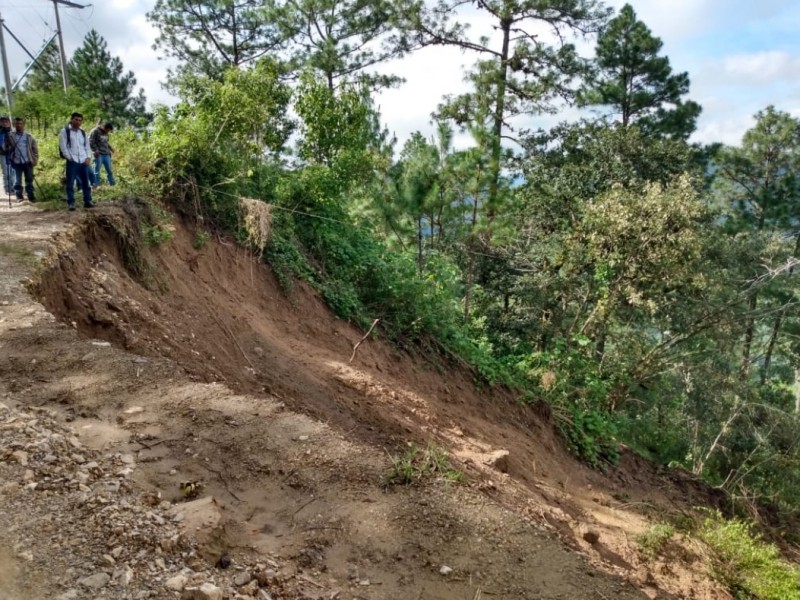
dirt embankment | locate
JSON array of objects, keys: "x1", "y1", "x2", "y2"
[{"x1": 0, "y1": 199, "x2": 730, "y2": 599}]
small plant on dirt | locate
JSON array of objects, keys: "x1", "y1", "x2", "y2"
[
  {"x1": 384, "y1": 444, "x2": 463, "y2": 486},
  {"x1": 637, "y1": 523, "x2": 675, "y2": 558},
  {"x1": 698, "y1": 510, "x2": 800, "y2": 600},
  {"x1": 193, "y1": 229, "x2": 210, "y2": 250},
  {"x1": 142, "y1": 223, "x2": 173, "y2": 246}
]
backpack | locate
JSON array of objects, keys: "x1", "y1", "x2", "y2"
[{"x1": 59, "y1": 126, "x2": 86, "y2": 160}]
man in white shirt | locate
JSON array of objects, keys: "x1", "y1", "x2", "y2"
[{"x1": 58, "y1": 112, "x2": 94, "y2": 211}]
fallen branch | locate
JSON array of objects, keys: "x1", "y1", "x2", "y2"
[
  {"x1": 211, "y1": 313, "x2": 255, "y2": 370},
  {"x1": 206, "y1": 465, "x2": 244, "y2": 502},
  {"x1": 350, "y1": 318, "x2": 380, "y2": 363},
  {"x1": 136, "y1": 437, "x2": 182, "y2": 450}
]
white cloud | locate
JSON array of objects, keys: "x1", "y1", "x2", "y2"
[
  {"x1": 692, "y1": 115, "x2": 755, "y2": 146},
  {"x1": 720, "y1": 51, "x2": 800, "y2": 85},
  {"x1": 607, "y1": 0, "x2": 717, "y2": 42}
]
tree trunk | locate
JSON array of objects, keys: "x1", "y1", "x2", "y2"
[
  {"x1": 739, "y1": 155, "x2": 772, "y2": 380},
  {"x1": 486, "y1": 17, "x2": 511, "y2": 221},
  {"x1": 760, "y1": 311, "x2": 782, "y2": 386},
  {"x1": 417, "y1": 215, "x2": 423, "y2": 274},
  {"x1": 436, "y1": 204, "x2": 444, "y2": 246},
  {"x1": 795, "y1": 368, "x2": 800, "y2": 414},
  {"x1": 760, "y1": 232, "x2": 800, "y2": 385},
  {"x1": 463, "y1": 176, "x2": 481, "y2": 323},
  {"x1": 739, "y1": 293, "x2": 759, "y2": 380}
]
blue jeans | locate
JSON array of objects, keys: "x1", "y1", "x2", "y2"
[
  {"x1": 2, "y1": 159, "x2": 15, "y2": 195},
  {"x1": 93, "y1": 154, "x2": 115, "y2": 186},
  {"x1": 12, "y1": 163, "x2": 34, "y2": 200},
  {"x1": 66, "y1": 161, "x2": 93, "y2": 206}
]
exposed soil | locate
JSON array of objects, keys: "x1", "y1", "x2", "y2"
[{"x1": 0, "y1": 199, "x2": 736, "y2": 599}]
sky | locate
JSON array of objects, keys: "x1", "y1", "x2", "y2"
[{"x1": 2, "y1": 0, "x2": 800, "y2": 148}]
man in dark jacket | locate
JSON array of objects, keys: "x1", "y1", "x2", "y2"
[
  {"x1": 89, "y1": 121, "x2": 116, "y2": 187},
  {"x1": 0, "y1": 115, "x2": 16, "y2": 197},
  {"x1": 4, "y1": 117, "x2": 38, "y2": 202}
]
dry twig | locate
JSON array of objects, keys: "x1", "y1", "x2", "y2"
[{"x1": 350, "y1": 318, "x2": 380, "y2": 363}]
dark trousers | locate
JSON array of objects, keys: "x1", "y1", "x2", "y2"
[
  {"x1": 12, "y1": 163, "x2": 34, "y2": 200},
  {"x1": 65, "y1": 160, "x2": 92, "y2": 206}
]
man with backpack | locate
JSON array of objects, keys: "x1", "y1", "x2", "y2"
[
  {"x1": 0, "y1": 115, "x2": 16, "y2": 198},
  {"x1": 58, "y1": 112, "x2": 94, "y2": 210},
  {"x1": 4, "y1": 117, "x2": 38, "y2": 202},
  {"x1": 89, "y1": 121, "x2": 116, "y2": 187}
]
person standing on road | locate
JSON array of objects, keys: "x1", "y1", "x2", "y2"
[
  {"x1": 59, "y1": 112, "x2": 94, "y2": 211},
  {"x1": 4, "y1": 117, "x2": 38, "y2": 202},
  {"x1": 89, "y1": 121, "x2": 116, "y2": 187},
  {"x1": 0, "y1": 115, "x2": 16, "y2": 198}
]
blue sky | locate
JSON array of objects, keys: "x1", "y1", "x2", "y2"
[{"x1": 2, "y1": 0, "x2": 800, "y2": 147}]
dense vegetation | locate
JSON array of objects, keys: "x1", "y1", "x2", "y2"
[{"x1": 7, "y1": 1, "x2": 800, "y2": 564}]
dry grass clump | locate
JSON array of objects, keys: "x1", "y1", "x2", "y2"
[{"x1": 239, "y1": 197, "x2": 273, "y2": 258}]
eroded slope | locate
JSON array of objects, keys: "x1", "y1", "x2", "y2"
[{"x1": 0, "y1": 200, "x2": 727, "y2": 599}]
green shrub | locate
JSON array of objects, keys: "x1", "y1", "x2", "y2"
[
  {"x1": 517, "y1": 338, "x2": 620, "y2": 468},
  {"x1": 193, "y1": 229, "x2": 210, "y2": 250},
  {"x1": 142, "y1": 223, "x2": 172, "y2": 246},
  {"x1": 637, "y1": 523, "x2": 675, "y2": 557},
  {"x1": 559, "y1": 405, "x2": 620, "y2": 468},
  {"x1": 699, "y1": 511, "x2": 800, "y2": 600}
]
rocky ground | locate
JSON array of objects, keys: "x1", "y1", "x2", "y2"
[{"x1": 0, "y1": 400, "x2": 330, "y2": 600}]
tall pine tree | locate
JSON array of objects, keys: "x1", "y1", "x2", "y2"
[
  {"x1": 147, "y1": 0, "x2": 285, "y2": 85},
  {"x1": 410, "y1": 0, "x2": 610, "y2": 220},
  {"x1": 578, "y1": 3, "x2": 701, "y2": 139},
  {"x1": 276, "y1": 0, "x2": 415, "y2": 90},
  {"x1": 68, "y1": 30, "x2": 148, "y2": 124}
]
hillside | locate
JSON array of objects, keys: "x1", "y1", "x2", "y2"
[{"x1": 0, "y1": 199, "x2": 741, "y2": 600}]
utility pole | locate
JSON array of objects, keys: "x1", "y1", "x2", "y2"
[
  {"x1": 0, "y1": 11, "x2": 12, "y2": 110},
  {"x1": 52, "y1": 0, "x2": 87, "y2": 91}
]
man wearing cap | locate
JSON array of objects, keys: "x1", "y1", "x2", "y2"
[
  {"x1": 89, "y1": 121, "x2": 116, "y2": 187},
  {"x1": 0, "y1": 115, "x2": 16, "y2": 197},
  {"x1": 58, "y1": 112, "x2": 93, "y2": 210},
  {"x1": 4, "y1": 117, "x2": 38, "y2": 202}
]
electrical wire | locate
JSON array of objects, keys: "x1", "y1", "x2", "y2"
[{"x1": 181, "y1": 178, "x2": 508, "y2": 262}]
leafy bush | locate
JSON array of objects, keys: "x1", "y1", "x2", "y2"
[
  {"x1": 699, "y1": 511, "x2": 800, "y2": 600},
  {"x1": 637, "y1": 523, "x2": 675, "y2": 557},
  {"x1": 193, "y1": 229, "x2": 210, "y2": 250},
  {"x1": 516, "y1": 337, "x2": 620, "y2": 467},
  {"x1": 558, "y1": 405, "x2": 620, "y2": 468}
]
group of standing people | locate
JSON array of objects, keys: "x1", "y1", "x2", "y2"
[{"x1": 0, "y1": 111, "x2": 116, "y2": 210}]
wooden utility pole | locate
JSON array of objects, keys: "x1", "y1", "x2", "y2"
[
  {"x1": 0, "y1": 11, "x2": 13, "y2": 110},
  {"x1": 52, "y1": 0, "x2": 87, "y2": 91}
]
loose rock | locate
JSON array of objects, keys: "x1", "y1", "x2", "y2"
[{"x1": 79, "y1": 572, "x2": 111, "y2": 589}]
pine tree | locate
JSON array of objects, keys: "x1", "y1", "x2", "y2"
[
  {"x1": 578, "y1": 3, "x2": 701, "y2": 139},
  {"x1": 714, "y1": 106, "x2": 800, "y2": 381},
  {"x1": 68, "y1": 30, "x2": 147, "y2": 124},
  {"x1": 411, "y1": 0, "x2": 610, "y2": 220},
  {"x1": 147, "y1": 0, "x2": 285, "y2": 84},
  {"x1": 277, "y1": 0, "x2": 414, "y2": 90}
]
